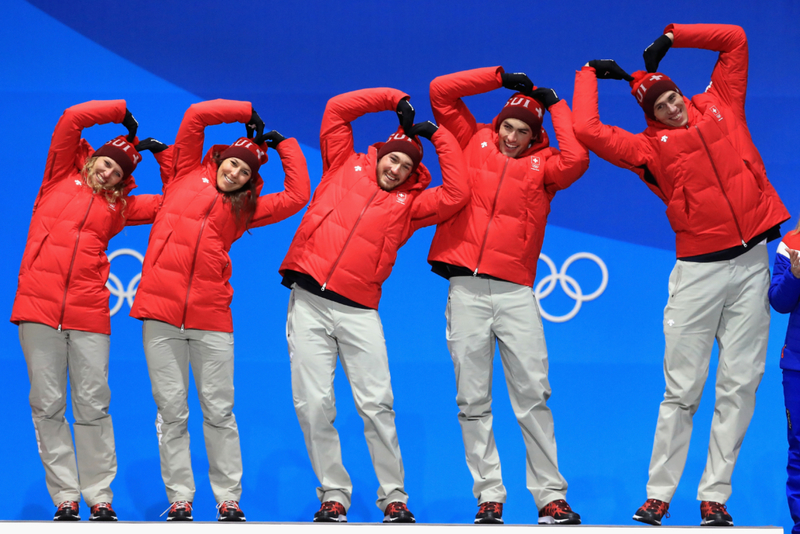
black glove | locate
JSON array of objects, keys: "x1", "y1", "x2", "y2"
[
  {"x1": 396, "y1": 98, "x2": 415, "y2": 135},
  {"x1": 643, "y1": 34, "x2": 672, "y2": 73},
  {"x1": 408, "y1": 121, "x2": 438, "y2": 140},
  {"x1": 588, "y1": 59, "x2": 634, "y2": 82},
  {"x1": 531, "y1": 87, "x2": 560, "y2": 108},
  {"x1": 122, "y1": 109, "x2": 138, "y2": 142},
  {"x1": 256, "y1": 130, "x2": 286, "y2": 150},
  {"x1": 246, "y1": 108, "x2": 265, "y2": 139},
  {"x1": 135, "y1": 137, "x2": 168, "y2": 154},
  {"x1": 501, "y1": 72, "x2": 534, "y2": 95}
]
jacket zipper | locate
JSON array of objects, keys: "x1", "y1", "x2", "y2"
[
  {"x1": 474, "y1": 158, "x2": 509, "y2": 275},
  {"x1": 695, "y1": 126, "x2": 747, "y2": 247},
  {"x1": 180, "y1": 192, "x2": 219, "y2": 332},
  {"x1": 58, "y1": 193, "x2": 94, "y2": 331},
  {"x1": 321, "y1": 189, "x2": 380, "y2": 291}
]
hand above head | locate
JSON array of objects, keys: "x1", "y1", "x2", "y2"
[
  {"x1": 408, "y1": 121, "x2": 438, "y2": 140},
  {"x1": 643, "y1": 33, "x2": 673, "y2": 73},
  {"x1": 135, "y1": 137, "x2": 168, "y2": 154},
  {"x1": 396, "y1": 98, "x2": 415, "y2": 135},
  {"x1": 122, "y1": 109, "x2": 138, "y2": 142},
  {"x1": 246, "y1": 108, "x2": 265, "y2": 139},
  {"x1": 501, "y1": 72, "x2": 534, "y2": 96},
  {"x1": 587, "y1": 59, "x2": 634, "y2": 82},
  {"x1": 256, "y1": 130, "x2": 287, "y2": 150},
  {"x1": 531, "y1": 87, "x2": 560, "y2": 109}
]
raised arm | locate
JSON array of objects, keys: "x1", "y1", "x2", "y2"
[
  {"x1": 173, "y1": 99, "x2": 253, "y2": 180},
  {"x1": 541, "y1": 97, "x2": 590, "y2": 194},
  {"x1": 248, "y1": 137, "x2": 311, "y2": 229},
  {"x1": 320, "y1": 88, "x2": 409, "y2": 174},
  {"x1": 429, "y1": 67, "x2": 504, "y2": 150},
  {"x1": 572, "y1": 66, "x2": 652, "y2": 171},
  {"x1": 44, "y1": 100, "x2": 128, "y2": 187},
  {"x1": 666, "y1": 24, "x2": 748, "y2": 112},
  {"x1": 124, "y1": 194, "x2": 162, "y2": 226},
  {"x1": 409, "y1": 124, "x2": 468, "y2": 233}
]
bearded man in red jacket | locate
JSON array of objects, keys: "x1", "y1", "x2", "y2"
[
  {"x1": 572, "y1": 24, "x2": 789, "y2": 527},
  {"x1": 279, "y1": 88, "x2": 467, "y2": 524},
  {"x1": 426, "y1": 67, "x2": 589, "y2": 525}
]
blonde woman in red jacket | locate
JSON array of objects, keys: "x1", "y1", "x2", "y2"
[
  {"x1": 129, "y1": 99, "x2": 310, "y2": 522},
  {"x1": 572, "y1": 24, "x2": 789, "y2": 526},
  {"x1": 280, "y1": 87, "x2": 467, "y2": 523},
  {"x1": 11, "y1": 100, "x2": 163, "y2": 521},
  {"x1": 427, "y1": 67, "x2": 588, "y2": 525}
]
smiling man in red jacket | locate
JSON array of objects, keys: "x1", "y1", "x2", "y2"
[
  {"x1": 427, "y1": 67, "x2": 589, "y2": 525},
  {"x1": 572, "y1": 24, "x2": 790, "y2": 527},
  {"x1": 279, "y1": 88, "x2": 467, "y2": 524}
]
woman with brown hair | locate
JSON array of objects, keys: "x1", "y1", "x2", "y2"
[{"x1": 129, "y1": 99, "x2": 310, "y2": 522}]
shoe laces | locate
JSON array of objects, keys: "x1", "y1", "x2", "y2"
[
  {"x1": 217, "y1": 500, "x2": 241, "y2": 513},
  {"x1": 701, "y1": 501, "x2": 727, "y2": 515},
  {"x1": 478, "y1": 502, "x2": 503, "y2": 515},
  {"x1": 91, "y1": 502, "x2": 112, "y2": 512},
  {"x1": 57, "y1": 501, "x2": 78, "y2": 512},
  {"x1": 385, "y1": 502, "x2": 410, "y2": 515},
  {"x1": 545, "y1": 499, "x2": 572, "y2": 514},
  {"x1": 320, "y1": 501, "x2": 345, "y2": 514},
  {"x1": 642, "y1": 499, "x2": 670, "y2": 518},
  {"x1": 160, "y1": 500, "x2": 192, "y2": 517}
]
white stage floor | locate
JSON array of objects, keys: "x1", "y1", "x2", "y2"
[{"x1": 0, "y1": 522, "x2": 784, "y2": 532}]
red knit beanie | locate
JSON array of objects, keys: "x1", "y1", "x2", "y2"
[
  {"x1": 377, "y1": 127, "x2": 423, "y2": 172},
  {"x1": 495, "y1": 93, "x2": 544, "y2": 134},
  {"x1": 220, "y1": 137, "x2": 268, "y2": 175},
  {"x1": 630, "y1": 71, "x2": 682, "y2": 121},
  {"x1": 92, "y1": 135, "x2": 141, "y2": 179}
]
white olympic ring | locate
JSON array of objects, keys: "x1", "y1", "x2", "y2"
[
  {"x1": 106, "y1": 248, "x2": 144, "y2": 316},
  {"x1": 535, "y1": 252, "x2": 608, "y2": 323}
]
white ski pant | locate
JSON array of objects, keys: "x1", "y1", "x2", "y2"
[
  {"x1": 19, "y1": 321, "x2": 116, "y2": 506},
  {"x1": 286, "y1": 286, "x2": 408, "y2": 512},
  {"x1": 446, "y1": 277, "x2": 568, "y2": 509},
  {"x1": 646, "y1": 244, "x2": 770, "y2": 504},
  {"x1": 142, "y1": 319, "x2": 242, "y2": 504}
]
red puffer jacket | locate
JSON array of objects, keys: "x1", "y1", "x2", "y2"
[
  {"x1": 427, "y1": 67, "x2": 589, "y2": 286},
  {"x1": 130, "y1": 100, "x2": 310, "y2": 333},
  {"x1": 279, "y1": 88, "x2": 468, "y2": 309},
  {"x1": 11, "y1": 100, "x2": 161, "y2": 334},
  {"x1": 573, "y1": 24, "x2": 789, "y2": 257}
]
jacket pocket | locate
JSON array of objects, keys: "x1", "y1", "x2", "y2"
[
  {"x1": 149, "y1": 231, "x2": 173, "y2": 268},
  {"x1": 25, "y1": 234, "x2": 49, "y2": 271}
]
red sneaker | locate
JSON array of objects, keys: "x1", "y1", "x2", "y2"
[
  {"x1": 475, "y1": 501, "x2": 503, "y2": 524},
  {"x1": 700, "y1": 501, "x2": 733, "y2": 526},
  {"x1": 539, "y1": 499, "x2": 581, "y2": 524},
  {"x1": 314, "y1": 501, "x2": 347, "y2": 522},
  {"x1": 633, "y1": 498, "x2": 670, "y2": 526}
]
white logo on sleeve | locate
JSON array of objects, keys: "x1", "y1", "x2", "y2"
[
  {"x1": 481, "y1": 142, "x2": 488, "y2": 148},
  {"x1": 661, "y1": 135, "x2": 669, "y2": 143},
  {"x1": 354, "y1": 165, "x2": 362, "y2": 172},
  {"x1": 710, "y1": 106, "x2": 723, "y2": 121},
  {"x1": 202, "y1": 177, "x2": 209, "y2": 183},
  {"x1": 75, "y1": 180, "x2": 82, "y2": 186}
]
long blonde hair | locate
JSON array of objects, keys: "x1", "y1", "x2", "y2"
[{"x1": 82, "y1": 156, "x2": 128, "y2": 218}]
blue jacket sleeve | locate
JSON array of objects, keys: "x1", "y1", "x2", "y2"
[{"x1": 769, "y1": 252, "x2": 800, "y2": 314}]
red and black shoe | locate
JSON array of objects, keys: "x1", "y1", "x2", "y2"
[
  {"x1": 165, "y1": 500, "x2": 193, "y2": 521},
  {"x1": 217, "y1": 500, "x2": 246, "y2": 522},
  {"x1": 314, "y1": 501, "x2": 347, "y2": 522},
  {"x1": 700, "y1": 501, "x2": 733, "y2": 527},
  {"x1": 53, "y1": 500, "x2": 80, "y2": 521},
  {"x1": 633, "y1": 498, "x2": 670, "y2": 526},
  {"x1": 89, "y1": 502, "x2": 118, "y2": 521},
  {"x1": 475, "y1": 501, "x2": 504, "y2": 524},
  {"x1": 538, "y1": 499, "x2": 581, "y2": 524},
  {"x1": 383, "y1": 501, "x2": 416, "y2": 523}
]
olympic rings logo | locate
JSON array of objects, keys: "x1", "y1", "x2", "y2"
[
  {"x1": 535, "y1": 252, "x2": 608, "y2": 323},
  {"x1": 106, "y1": 248, "x2": 143, "y2": 316}
]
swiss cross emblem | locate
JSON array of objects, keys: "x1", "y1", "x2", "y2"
[
  {"x1": 710, "y1": 106, "x2": 723, "y2": 121},
  {"x1": 530, "y1": 156, "x2": 541, "y2": 171},
  {"x1": 395, "y1": 191, "x2": 408, "y2": 205},
  {"x1": 650, "y1": 75, "x2": 663, "y2": 81}
]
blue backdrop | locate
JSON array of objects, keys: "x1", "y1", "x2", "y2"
[{"x1": 2, "y1": 0, "x2": 799, "y2": 527}]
